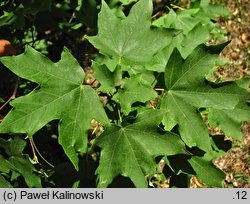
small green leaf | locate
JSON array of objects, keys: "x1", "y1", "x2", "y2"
[
  {"x1": 9, "y1": 155, "x2": 41, "y2": 187},
  {"x1": 0, "y1": 136, "x2": 27, "y2": 157},
  {"x1": 92, "y1": 60, "x2": 118, "y2": 94},
  {"x1": 148, "y1": 21, "x2": 211, "y2": 72},
  {"x1": 188, "y1": 154, "x2": 226, "y2": 187},
  {"x1": 0, "y1": 5, "x2": 25, "y2": 29},
  {"x1": 112, "y1": 75, "x2": 158, "y2": 115},
  {"x1": 128, "y1": 67, "x2": 156, "y2": 87},
  {"x1": 0, "y1": 174, "x2": 13, "y2": 188},
  {"x1": 153, "y1": 9, "x2": 200, "y2": 34},
  {"x1": 209, "y1": 103, "x2": 250, "y2": 140},
  {"x1": 180, "y1": 23, "x2": 211, "y2": 58},
  {"x1": 0, "y1": 155, "x2": 16, "y2": 173},
  {"x1": 193, "y1": 0, "x2": 230, "y2": 20},
  {"x1": 95, "y1": 109, "x2": 186, "y2": 187}
]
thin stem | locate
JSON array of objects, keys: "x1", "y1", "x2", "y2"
[
  {"x1": 31, "y1": 136, "x2": 55, "y2": 168},
  {"x1": 91, "y1": 125, "x2": 98, "y2": 136},
  {"x1": 68, "y1": 11, "x2": 75, "y2": 24},
  {"x1": 152, "y1": 11, "x2": 161, "y2": 19},
  {"x1": 28, "y1": 137, "x2": 38, "y2": 163},
  {"x1": 0, "y1": 78, "x2": 19, "y2": 112},
  {"x1": 170, "y1": 4, "x2": 185, "y2": 10},
  {"x1": 118, "y1": 107, "x2": 123, "y2": 123},
  {"x1": 154, "y1": 88, "x2": 165, "y2": 91}
]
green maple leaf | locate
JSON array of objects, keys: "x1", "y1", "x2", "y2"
[
  {"x1": 153, "y1": 9, "x2": 201, "y2": 35},
  {"x1": 86, "y1": 0, "x2": 175, "y2": 69},
  {"x1": 208, "y1": 79, "x2": 250, "y2": 140},
  {"x1": 0, "y1": 137, "x2": 42, "y2": 187},
  {"x1": 0, "y1": 155, "x2": 16, "y2": 174},
  {"x1": 0, "y1": 174, "x2": 12, "y2": 188},
  {"x1": 92, "y1": 60, "x2": 120, "y2": 94},
  {"x1": 0, "y1": 46, "x2": 109, "y2": 170},
  {"x1": 180, "y1": 23, "x2": 211, "y2": 58},
  {"x1": 209, "y1": 103, "x2": 250, "y2": 141},
  {"x1": 148, "y1": 23, "x2": 211, "y2": 72},
  {"x1": 188, "y1": 153, "x2": 225, "y2": 187},
  {"x1": 9, "y1": 155, "x2": 42, "y2": 187},
  {"x1": 0, "y1": 136, "x2": 26, "y2": 157},
  {"x1": 0, "y1": 5, "x2": 25, "y2": 29},
  {"x1": 94, "y1": 109, "x2": 186, "y2": 187},
  {"x1": 160, "y1": 45, "x2": 249, "y2": 153},
  {"x1": 112, "y1": 75, "x2": 158, "y2": 115},
  {"x1": 192, "y1": 0, "x2": 229, "y2": 21}
]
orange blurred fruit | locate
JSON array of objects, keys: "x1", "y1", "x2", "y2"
[{"x1": 0, "y1": 39, "x2": 16, "y2": 56}]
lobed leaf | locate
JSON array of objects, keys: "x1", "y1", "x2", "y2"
[
  {"x1": 94, "y1": 109, "x2": 186, "y2": 187},
  {"x1": 112, "y1": 75, "x2": 158, "y2": 115},
  {"x1": 209, "y1": 103, "x2": 250, "y2": 140},
  {"x1": 86, "y1": 0, "x2": 175, "y2": 69},
  {"x1": 188, "y1": 154, "x2": 226, "y2": 187},
  {"x1": 0, "y1": 46, "x2": 109, "y2": 170},
  {"x1": 9, "y1": 156, "x2": 41, "y2": 187},
  {"x1": 161, "y1": 45, "x2": 249, "y2": 152}
]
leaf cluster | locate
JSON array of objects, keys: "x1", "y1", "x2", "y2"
[{"x1": 0, "y1": 0, "x2": 249, "y2": 188}]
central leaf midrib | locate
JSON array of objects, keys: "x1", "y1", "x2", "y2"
[
  {"x1": 103, "y1": 128, "x2": 123, "y2": 180},
  {"x1": 122, "y1": 129, "x2": 142, "y2": 176},
  {"x1": 69, "y1": 87, "x2": 83, "y2": 148}
]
